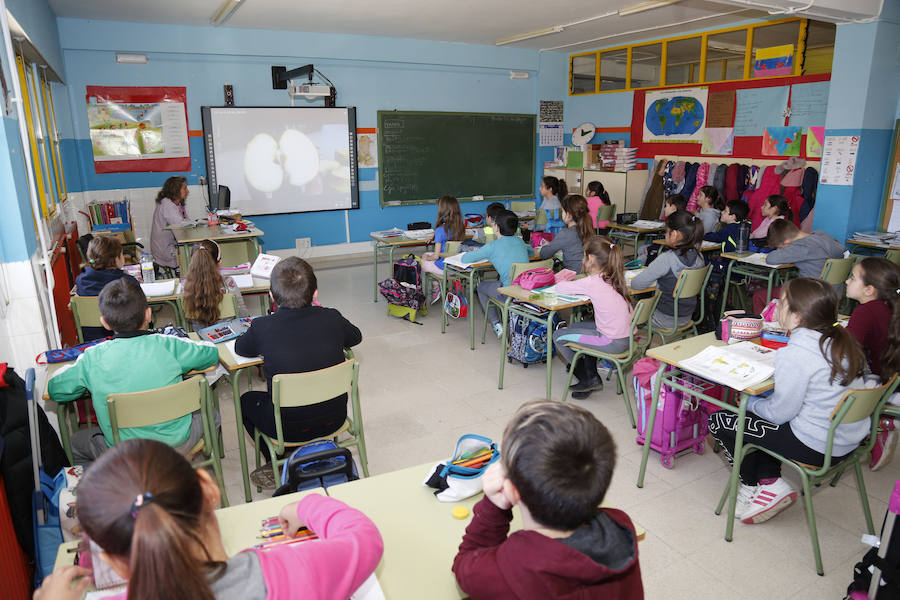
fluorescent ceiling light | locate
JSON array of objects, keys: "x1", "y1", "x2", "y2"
[
  {"x1": 496, "y1": 26, "x2": 563, "y2": 46},
  {"x1": 210, "y1": 0, "x2": 246, "y2": 26},
  {"x1": 618, "y1": 0, "x2": 682, "y2": 16},
  {"x1": 115, "y1": 52, "x2": 147, "y2": 64}
]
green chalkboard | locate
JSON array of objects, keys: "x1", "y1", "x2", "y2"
[{"x1": 377, "y1": 110, "x2": 536, "y2": 206}]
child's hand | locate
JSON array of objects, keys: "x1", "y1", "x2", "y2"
[
  {"x1": 33, "y1": 565, "x2": 91, "y2": 600},
  {"x1": 423, "y1": 252, "x2": 437, "y2": 261},
  {"x1": 481, "y1": 462, "x2": 513, "y2": 510},
  {"x1": 278, "y1": 501, "x2": 305, "y2": 537}
]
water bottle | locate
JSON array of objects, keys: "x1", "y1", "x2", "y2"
[
  {"x1": 140, "y1": 252, "x2": 155, "y2": 283},
  {"x1": 736, "y1": 221, "x2": 751, "y2": 253}
]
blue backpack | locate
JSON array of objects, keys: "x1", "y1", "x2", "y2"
[
  {"x1": 506, "y1": 312, "x2": 557, "y2": 366},
  {"x1": 274, "y1": 440, "x2": 359, "y2": 496}
]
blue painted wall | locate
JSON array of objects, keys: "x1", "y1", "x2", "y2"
[
  {"x1": 0, "y1": 117, "x2": 38, "y2": 262},
  {"x1": 6, "y1": 0, "x2": 64, "y2": 78}
]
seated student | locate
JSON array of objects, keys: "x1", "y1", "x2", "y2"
[
  {"x1": 709, "y1": 279, "x2": 868, "y2": 523},
  {"x1": 631, "y1": 210, "x2": 705, "y2": 331},
  {"x1": 752, "y1": 219, "x2": 847, "y2": 313},
  {"x1": 234, "y1": 257, "x2": 362, "y2": 487},
  {"x1": 453, "y1": 400, "x2": 643, "y2": 599},
  {"x1": 48, "y1": 278, "x2": 218, "y2": 465},
  {"x1": 845, "y1": 257, "x2": 900, "y2": 470},
  {"x1": 462, "y1": 211, "x2": 530, "y2": 338},
  {"x1": 552, "y1": 236, "x2": 633, "y2": 399},
  {"x1": 536, "y1": 194, "x2": 593, "y2": 272},
  {"x1": 422, "y1": 195, "x2": 466, "y2": 283},
  {"x1": 484, "y1": 201, "x2": 506, "y2": 239},
  {"x1": 695, "y1": 185, "x2": 724, "y2": 235},
  {"x1": 33, "y1": 438, "x2": 383, "y2": 600},
  {"x1": 750, "y1": 194, "x2": 791, "y2": 240},
  {"x1": 703, "y1": 199, "x2": 749, "y2": 252},
  {"x1": 663, "y1": 193, "x2": 687, "y2": 217},
  {"x1": 76, "y1": 235, "x2": 139, "y2": 341},
  {"x1": 183, "y1": 239, "x2": 249, "y2": 331},
  {"x1": 150, "y1": 176, "x2": 193, "y2": 276},
  {"x1": 586, "y1": 181, "x2": 612, "y2": 230}
]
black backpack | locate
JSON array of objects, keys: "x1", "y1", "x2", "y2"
[{"x1": 846, "y1": 499, "x2": 900, "y2": 599}]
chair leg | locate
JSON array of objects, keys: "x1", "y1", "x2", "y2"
[
  {"x1": 357, "y1": 438, "x2": 370, "y2": 478},
  {"x1": 614, "y1": 361, "x2": 636, "y2": 428},
  {"x1": 562, "y1": 351, "x2": 582, "y2": 402},
  {"x1": 799, "y1": 474, "x2": 824, "y2": 576},
  {"x1": 481, "y1": 300, "x2": 490, "y2": 344},
  {"x1": 854, "y1": 458, "x2": 876, "y2": 535}
]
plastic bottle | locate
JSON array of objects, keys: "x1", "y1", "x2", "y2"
[
  {"x1": 140, "y1": 252, "x2": 155, "y2": 283},
  {"x1": 736, "y1": 221, "x2": 751, "y2": 252}
]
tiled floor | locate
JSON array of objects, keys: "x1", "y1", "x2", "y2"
[{"x1": 210, "y1": 262, "x2": 896, "y2": 599}]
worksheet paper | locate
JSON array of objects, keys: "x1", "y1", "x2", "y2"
[{"x1": 678, "y1": 341, "x2": 776, "y2": 391}]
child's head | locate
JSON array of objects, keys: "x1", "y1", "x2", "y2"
[
  {"x1": 561, "y1": 194, "x2": 594, "y2": 243},
  {"x1": 183, "y1": 240, "x2": 224, "y2": 327},
  {"x1": 586, "y1": 181, "x2": 610, "y2": 204},
  {"x1": 779, "y1": 278, "x2": 865, "y2": 385},
  {"x1": 721, "y1": 200, "x2": 749, "y2": 224},
  {"x1": 485, "y1": 202, "x2": 505, "y2": 226},
  {"x1": 540, "y1": 176, "x2": 567, "y2": 200},
  {"x1": 76, "y1": 438, "x2": 222, "y2": 599},
  {"x1": 767, "y1": 218, "x2": 801, "y2": 249},
  {"x1": 270, "y1": 257, "x2": 317, "y2": 309},
  {"x1": 665, "y1": 210, "x2": 704, "y2": 255},
  {"x1": 846, "y1": 257, "x2": 900, "y2": 305},
  {"x1": 664, "y1": 194, "x2": 686, "y2": 216},
  {"x1": 98, "y1": 278, "x2": 150, "y2": 333},
  {"x1": 501, "y1": 400, "x2": 616, "y2": 530},
  {"x1": 495, "y1": 210, "x2": 519, "y2": 237},
  {"x1": 86, "y1": 236, "x2": 124, "y2": 270},
  {"x1": 697, "y1": 186, "x2": 723, "y2": 210},
  {"x1": 763, "y1": 195, "x2": 792, "y2": 221},
  {"x1": 583, "y1": 235, "x2": 631, "y2": 306},
  {"x1": 436, "y1": 195, "x2": 466, "y2": 240}
]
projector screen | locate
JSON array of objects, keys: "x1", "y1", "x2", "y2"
[{"x1": 201, "y1": 106, "x2": 359, "y2": 215}]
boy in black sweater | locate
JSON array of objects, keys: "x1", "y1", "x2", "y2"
[
  {"x1": 704, "y1": 200, "x2": 749, "y2": 252},
  {"x1": 235, "y1": 257, "x2": 362, "y2": 481}
]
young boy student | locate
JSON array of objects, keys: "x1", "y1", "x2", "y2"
[
  {"x1": 234, "y1": 257, "x2": 362, "y2": 488},
  {"x1": 453, "y1": 400, "x2": 643, "y2": 599},
  {"x1": 462, "y1": 210, "x2": 530, "y2": 338},
  {"x1": 48, "y1": 278, "x2": 219, "y2": 464},
  {"x1": 703, "y1": 199, "x2": 748, "y2": 251}
]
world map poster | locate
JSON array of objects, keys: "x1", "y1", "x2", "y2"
[{"x1": 643, "y1": 87, "x2": 708, "y2": 143}]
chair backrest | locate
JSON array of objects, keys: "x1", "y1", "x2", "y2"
[
  {"x1": 273, "y1": 359, "x2": 357, "y2": 409},
  {"x1": 831, "y1": 374, "x2": 899, "y2": 426},
  {"x1": 884, "y1": 249, "x2": 900, "y2": 267},
  {"x1": 107, "y1": 375, "x2": 206, "y2": 441},
  {"x1": 509, "y1": 201, "x2": 535, "y2": 213},
  {"x1": 509, "y1": 258, "x2": 553, "y2": 284},
  {"x1": 444, "y1": 241, "x2": 461, "y2": 255},
  {"x1": 631, "y1": 296, "x2": 654, "y2": 329},
  {"x1": 180, "y1": 292, "x2": 239, "y2": 332},
  {"x1": 820, "y1": 257, "x2": 854, "y2": 285},
  {"x1": 70, "y1": 295, "x2": 104, "y2": 342},
  {"x1": 595, "y1": 203, "x2": 616, "y2": 223},
  {"x1": 673, "y1": 264, "x2": 711, "y2": 300}
]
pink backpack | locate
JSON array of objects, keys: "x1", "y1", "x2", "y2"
[
  {"x1": 529, "y1": 231, "x2": 555, "y2": 248},
  {"x1": 512, "y1": 267, "x2": 556, "y2": 290}
]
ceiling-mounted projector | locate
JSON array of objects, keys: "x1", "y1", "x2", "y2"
[{"x1": 289, "y1": 83, "x2": 331, "y2": 97}]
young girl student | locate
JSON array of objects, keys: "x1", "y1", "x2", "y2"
[
  {"x1": 76, "y1": 236, "x2": 138, "y2": 296},
  {"x1": 695, "y1": 185, "x2": 724, "y2": 235},
  {"x1": 552, "y1": 236, "x2": 633, "y2": 399},
  {"x1": 421, "y1": 195, "x2": 467, "y2": 300},
  {"x1": 750, "y1": 194, "x2": 792, "y2": 240},
  {"x1": 150, "y1": 176, "x2": 193, "y2": 276},
  {"x1": 709, "y1": 278, "x2": 868, "y2": 524},
  {"x1": 183, "y1": 239, "x2": 249, "y2": 330},
  {"x1": 630, "y1": 210, "x2": 705, "y2": 330},
  {"x1": 38, "y1": 438, "x2": 383, "y2": 600},
  {"x1": 586, "y1": 181, "x2": 612, "y2": 230},
  {"x1": 536, "y1": 194, "x2": 594, "y2": 272},
  {"x1": 538, "y1": 176, "x2": 567, "y2": 227},
  {"x1": 845, "y1": 257, "x2": 900, "y2": 470}
]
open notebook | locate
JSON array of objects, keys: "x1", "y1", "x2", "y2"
[
  {"x1": 443, "y1": 252, "x2": 489, "y2": 270},
  {"x1": 678, "y1": 341, "x2": 776, "y2": 391}
]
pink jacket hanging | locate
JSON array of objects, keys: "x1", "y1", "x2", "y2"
[
  {"x1": 746, "y1": 166, "x2": 781, "y2": 229},
  {"x1": 687, "y1": 162, "x2": 709, "y2": 213}
]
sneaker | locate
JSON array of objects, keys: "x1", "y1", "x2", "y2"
[
  {"x1": 741, "y1": 478, "x2": 797, "y2": 524},
  {"x1": 430, "y1": 283, "x2": 442, "y2": 305},
  {"x1": 734, "y1": 483, "x2": 757, "y2": 519},
  {"x1": 870, "y1": 417, "x2": 897, "y2": 471},
  {"x1": 492, "y1": 323, "x2": 504, "y2": 339}
]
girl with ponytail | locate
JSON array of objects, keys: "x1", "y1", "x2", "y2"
[
  {"x1": 47, "y1": 438, "x2": 383, "y2": 600},
  {"x1": 586, "y1": 181, "x2": 612, "y2": 230},
  {"x1": 538, "y1": 176, "x2": 567, "y2": 226},
  {"x1": 708, "y1": 278, "x2": 868, "y2": 524},
  {"x1": 551, "y1": 236, "x2": 633, "y2": 399},
  {"x1": 537, "y1": 194, "x2": 594, "y2": 272},
  {"x1": 183, "y1": 239, "x2": 249, "y2": 330}
]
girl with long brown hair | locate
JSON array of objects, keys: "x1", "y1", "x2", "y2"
[
  {"x1": 708, "y1": 278, "x2": 868, "y2": 525},
  {"x1": 183, "y1": 239, "x2": 248, "y2": 330},
  {"x1": 37, "y1": 438, "x2": 383, "y2": 600},
  {"x1": 150, "y1": 176, "x2": 192, "y2": 273},
  {"x1": 421, "y1": 195, "x2": 466, "y2": 300},
  {"x1": 537, "y1": 194, "x2": 593, "y2": 272},
  {"x1": 551, "y1": 235, "x2": 633, "y2": 399}
]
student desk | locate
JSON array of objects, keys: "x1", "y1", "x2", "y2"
[
  {"x1": 637, "y1": 332, "x2": 774, "y2": 543},
  {"x1": 652, "y1": 239, "x2": 722, "y2": 253},
  {"x1": 370, "y1": 233, "x2": 435, "y2": 302},
  {"x1": 171, "y1": 224, "x2": 263, "y2": 273},
  {"x1": 719, "y1": 252, "x2": 794, "y2": 318},
  {"x1": 144, "y1": 276, "x2": 272, "y2": 325},
  {"x1": 609, "y1": 222, "x2": 666, "y2": 260}
]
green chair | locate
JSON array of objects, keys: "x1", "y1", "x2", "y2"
[
  {"x1": 884, "y1": 248, "x2": 900, "y2": 267},
  {"x1": 595, "y1": 203, "x2": 616, "y2": 232},
  {"x1": 561, "y1": 295, "x2": 655, "y2": 427},
  {"x1": 716, "y1": 374, "x2": 899, "y2": 575},
  {"x1": 107, "y1": 374, "x2": 228, "y2": 507},
  {"x1": 820, "y1": 257, "x2": 854, "y2": 285},
  {"x1": 178, "y1": 293, "x2": 239, "y2": 332},
  {"x1": 422, "y1": 241, "x2": 461, "y2": 315},
  {"x1": 480, "y1": 259, "x2": 554, "y2": 343},
  {"x1": 252, "y1": 359, "x2": 368, "y2": 491},
  {"x1": 647, "y1": 264, "x2": 712, "y2": 346},
  {"x1": 70, "y1": 295, "x2": 104, "y2": 343}
]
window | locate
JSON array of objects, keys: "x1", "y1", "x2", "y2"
[
  {"x1": 630, "y1": 43, "x2": 662, "y2": 89},
  {"x1": 705, "y1": 29, "x2": 748, "y2": 82},
  {"x1": 750, "y1": 20, "x2": 802, "y2": 78},
  {"x1": 570, "y1": 53, "x2": 596, "y2": 94},
  {"x1": 803, "y1": 21, "x2": 835, "y2": 75},
  {"x1": 598, "y1": 48, "x2": 628, "y2": 91},
  {"x1": 665, "y1": 37, "x2": 702, "y2": 86}
]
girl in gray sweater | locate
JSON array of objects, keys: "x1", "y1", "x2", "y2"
[{"x1": 537, "y1": 194, "x2": 594, "y2": 272}]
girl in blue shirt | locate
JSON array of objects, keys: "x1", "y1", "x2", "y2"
[{"x1": 422, "y1": 195, "x2": 466, "y2": 300}]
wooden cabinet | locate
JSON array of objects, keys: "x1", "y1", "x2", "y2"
[{"x1": 582, "y1": 170, "x2": 649, "y2": 214}]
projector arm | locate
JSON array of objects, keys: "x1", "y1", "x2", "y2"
[{"x1": 271, "y1": 64, "x2": 314, "y2": 89}]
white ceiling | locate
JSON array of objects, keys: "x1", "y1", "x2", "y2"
[{"x1": 49, "y1": 0, "x2": 774, "y2": 52}]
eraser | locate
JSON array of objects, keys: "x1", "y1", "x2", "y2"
[{"x1": 452, "y1": 506, "x2": 470, "y2": 519}]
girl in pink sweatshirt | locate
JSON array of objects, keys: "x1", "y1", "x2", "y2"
[
  {"x1": 43, "y1": 438, "x2": 383, "y2": 600},
  {"x1": 552, "y1": 236, "x2": 634, "y2": 399}
]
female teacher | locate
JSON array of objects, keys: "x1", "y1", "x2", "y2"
[{"x1": 150, "y1": 176, "x2": 192, "y2": 276}]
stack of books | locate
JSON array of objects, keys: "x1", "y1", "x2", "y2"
[{"x1": 88, "y1": 200, "x2": 130, "y2": 227}]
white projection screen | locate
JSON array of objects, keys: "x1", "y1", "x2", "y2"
[{"x1": 201, "y1": 106, "x2": 359, "y2": 215}]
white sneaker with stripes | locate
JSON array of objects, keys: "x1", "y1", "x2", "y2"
[{"x1": 741, "y1": 478, "x2": 797, "y2": 524}]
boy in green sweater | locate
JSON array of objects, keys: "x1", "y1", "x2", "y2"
[{"x1": 48, "y1": 278, "x2": 219, "y2": 464}]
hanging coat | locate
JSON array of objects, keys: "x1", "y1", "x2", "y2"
[
  {"x1": 746, "y1": 166, "x2": 782, "y2": 229},
  {"x1": 681, "y1": 162, "x2": 700, "y2": 203},
  {"x1": 687, "y1": 162, "x2": 710, "y2": 212},
  {"x1": 724, "y1": 163, "x2": 741, "y2": 202},
  {"x1": 799, "y1": 167, "x2": 819, "y2": 223}
]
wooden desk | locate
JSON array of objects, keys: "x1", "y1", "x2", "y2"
[
  {"x1": 215, "y1": 488, "x2": 323, "y2": 555},
  {"x1": 653, "y1": 239, "x2": 722, "y2": 253},
  {"x1": 143, "y1": 276, "x2": 271, "y2": 326},
  {"x1": 719, "y1": 252, "x2": 794, "y2": 318},
  {"x1": 637, "y1": 333, "x2": 775, "y2": 544},
  {"x1": 609, "y1": 222, "x2": 666, "y2": 260},
  {"x1": 844, "y1": 237, "x2": 899, "y2": 254},
  {"x1": 171, "y1": 224, "x2": 264, "y2": 273},
  {"x1": 370, "y1": 234, "x2": 435, "y2": 302}
]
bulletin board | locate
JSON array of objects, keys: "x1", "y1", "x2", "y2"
[{"x1": 879, "y1": 120, "x2": 900, "y2": 232}]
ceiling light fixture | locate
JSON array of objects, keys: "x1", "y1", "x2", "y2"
[
  {"x1": 115, "y1": 52, "x2": 148, "y2": 64},
  {"x1": 495, "y1": 26, "x2": 564, "y2": 46},
  {"x1": 618, "y1": 0, "x2": 682, "y2": 17},
  {"x1": 210, "y1": 0, "x2": 246, "y2": 27}
]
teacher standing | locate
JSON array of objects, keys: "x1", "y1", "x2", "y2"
[{"x1": 150, "y1": 176, "x2": 192, "y2": 276}]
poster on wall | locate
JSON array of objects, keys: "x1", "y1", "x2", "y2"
[
  {"x1": 701, "y1": 127, "x2": 734, "y2": 155},
  {"x1": 734, "y1": 86, "x2": 789, "y2": 136},
  {"x1": 85, "y1": 86, "x2": 190, "y2": 173},
  {"x1": 806, "y1": 126, "x2": 825, "y2": 157},
  {"x1": 820, "y1": 135, "x2": 860, "y2": 186},
  {"x1": 762, "y1": 126, "x2": 802, "y2": 156},
  {"x1": 357, "y1": 128, "x2": 378, "y2": 168},
  {"x1": 643, "y1": 87, "x2": 708, "y2": 143}
]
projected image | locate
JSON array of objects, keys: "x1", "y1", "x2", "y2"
[{"x1": 203, "y1": 107, "x2": 358, "y2": 216}]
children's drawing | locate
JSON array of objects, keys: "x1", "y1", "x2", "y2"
[
  {"x1": 762, "y1": 126, "x2": 802, "y2": 156},
  {"x1": 806, "y1": 126, "x2": 824, "y2": 158},
  {"x1": 701, "y1": 127, "x2": 734, "y2": 155}
]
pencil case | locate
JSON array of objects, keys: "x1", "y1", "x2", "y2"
[
  {"x1": 423, "y1": 434, "x2": 500, "y2": 502},
  {"x1": 760, "y1": 330, "x2": 790, "y2": 349}
]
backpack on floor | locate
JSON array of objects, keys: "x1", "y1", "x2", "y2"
[
  {"x1": 445, "y1": 279, "x2": 468, "y2": 319},
  {"x1": 274, "y1": 440, "x2": 359, "y2": 496},
  {"x1": 392, "y1": 253, "x2": 422, "y2": 288},
  {"x1": 846, "y1": 481, "x2": 900, "y2": 600},
  {"x1": 378, "y1": 254, "x2": 425, "y2": 310},
  {"x1": 506, "y1": 312, "x2": 557, "y2": 367}
]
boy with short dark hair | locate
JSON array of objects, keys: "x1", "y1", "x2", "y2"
[
  {"x1": 234, "y1": 257, "x2": 362, "y2": 487},
  {"x1": 48, "y1": 278, "x2": 218, "y2": 464},
  {"x1": 663, "y1": 194, "x2": 687, "y2": 217},
  {"x1": 462, "y1": 211, "x2": 530, "y2": 338},
  {"x1": 453, "y1": 400, "x2": 643, "y2": 599},
  {"x1": 704, "y1": 199, "x2": 749, "y2": 251}
]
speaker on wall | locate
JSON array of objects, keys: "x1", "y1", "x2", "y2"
[{"x1": 218, "y1": 185, "x2": 231, "y2": 209}]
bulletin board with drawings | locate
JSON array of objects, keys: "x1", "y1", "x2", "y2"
[{"x1": 879, "y1": 120, "x2": 900, "y2": 232}]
